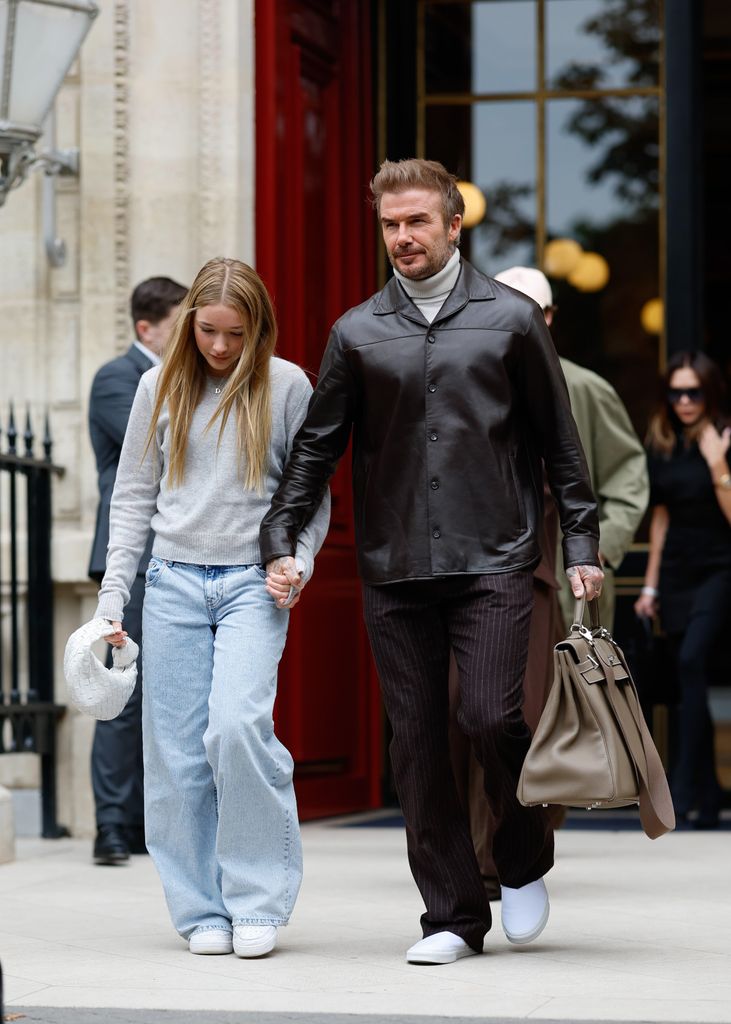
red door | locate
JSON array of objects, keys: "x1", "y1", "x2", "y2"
[{"x1": 255, "y1": 0, "x2": 381, "y2": 818}]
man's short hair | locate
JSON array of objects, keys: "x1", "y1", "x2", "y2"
[
  {"x1": 130, "y1": 277, "x2": 188, "y2": 331},
  {"x1": 370, "y1": 158, "x2": 465, "y2": 225}
]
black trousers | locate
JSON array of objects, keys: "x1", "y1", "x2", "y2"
[
  {"x1": 362, "y1": 570, "x2": 554, "y2": 952},
  {"x1": 664, "y1": 567, "x2": 731, "y2": 818},
  {"x1": 91, "y1": 574, "x2": 145, "y2": 828}
]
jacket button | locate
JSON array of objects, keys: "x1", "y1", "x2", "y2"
[
  {"x1": 427, "y1": 335, "x2": 436, "y2": 344},
  {"x1": 431, "y1": 479, "x2": 439, "y2": 490},
  {"x1": 432, "y1": 528, "x2": 441, "y2": 539},
  {"x1": 428, "y1": 383, "x2": 437, "y2": 393},
  {"x1": 429, "y1": 432, "x2": 438, "y2": 441}
]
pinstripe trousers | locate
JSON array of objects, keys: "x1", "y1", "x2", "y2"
[{"x1": 362, "y1": 570, "x2": 554, "y2": 951}]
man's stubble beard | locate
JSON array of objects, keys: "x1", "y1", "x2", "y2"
[{"x1": 390, "y1": 240, "x2": 456, "y2": 281}]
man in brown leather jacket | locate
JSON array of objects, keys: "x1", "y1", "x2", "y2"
[{"x1": 260, "y1": 159, "x2": 603, "y2": 965}]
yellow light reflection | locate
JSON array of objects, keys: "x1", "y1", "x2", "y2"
[
  {"x1": 568, "y1": 252, "x2": 610, "y2": 292},
  {"x1": 543, "y1": 238, "x2": 583, "y2": 278},
  {"x1": 641, "y1": 298, "x2": 663, "y2": 334},
  {"x1": 457, "y1": 181, "x2": 487, "y2": 229}
]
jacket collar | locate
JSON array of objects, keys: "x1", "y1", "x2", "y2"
[
  {"x1": 126, "y1": 342, "x2": 157, "y2": 374},
  {"x1": 372, "y1": 257, "x2": 496, "y2": 327}
]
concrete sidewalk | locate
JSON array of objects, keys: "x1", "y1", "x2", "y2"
[{"x1": 1, "y1": 816, "x2": 729, "y2": 1023}]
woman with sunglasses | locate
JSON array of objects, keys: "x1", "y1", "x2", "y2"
[{"x1": 635, "y1": 351, "x2": 731, "y2": 829}]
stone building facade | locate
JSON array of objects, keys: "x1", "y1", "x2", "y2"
[{"x1": 0, "y1": 0, "x2": 256, "y2": 837}]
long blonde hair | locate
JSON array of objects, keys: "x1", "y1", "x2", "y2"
[{"x1": 145, "y1": 257, "x2": 277, "y2": 492}]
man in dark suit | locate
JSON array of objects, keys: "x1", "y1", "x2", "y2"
[{"x1": 88, "y1": 276, "x2": 187, "y2": 865}]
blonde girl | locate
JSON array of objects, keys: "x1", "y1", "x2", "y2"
[{"x1": 97, "y1": 258, "x2": 329, "y2": 956}]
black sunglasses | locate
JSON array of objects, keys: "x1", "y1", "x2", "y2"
[{"x1": 667, "y1": 386, "x2": 703, "y2": 403}]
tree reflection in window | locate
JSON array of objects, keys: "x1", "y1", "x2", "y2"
[{"x1": 549, "y1": 0, "x2": 661, "y2": 213}]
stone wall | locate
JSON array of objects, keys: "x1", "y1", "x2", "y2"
[{"x1": 0, "y1": 0, "x2": 255, "y2": 838}]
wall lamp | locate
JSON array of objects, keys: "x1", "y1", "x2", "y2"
[{"x1": 0, "y1": 0, "x2": 99, "y2": 261}]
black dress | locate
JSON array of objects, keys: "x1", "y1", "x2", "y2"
[
  {"x1": 649, "y1": 438, "x2": 731, "y2": 634},
  {"x1": 647, "y1": 436, "x2": 731, "y2": 822}
]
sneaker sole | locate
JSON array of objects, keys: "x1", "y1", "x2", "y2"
[
  {"x1": 406, "y1": 946, "x2": 478, "y2": 965},
  {"x1": 504, "y1": 900, "x2": 550, "y2": 945},
  {"x1": 189, "y1": 935, "x2": 233, "y2": 955},
  {"x1": 233, "y1": 937, "x2": 277, "y2": 958},
  {"x1": 93, "y1": 854, "x2": 129, "y2": 866}
]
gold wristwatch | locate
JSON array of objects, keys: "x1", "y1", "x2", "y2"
[{"x1": 715, "y1": 472, "x2": 731, "y2": 490}]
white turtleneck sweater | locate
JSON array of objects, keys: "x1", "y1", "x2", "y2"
[{"x1": 393, "y1": 248, "x2": 461, "y2": 323}]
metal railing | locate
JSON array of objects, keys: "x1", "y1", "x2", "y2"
[{"x1": 0, "y1": 404, "x2": 67, "y2": 837}]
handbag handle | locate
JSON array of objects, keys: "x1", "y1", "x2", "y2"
[{"x1": 572, "y1": 596, "x2": 601, "y2": 632}]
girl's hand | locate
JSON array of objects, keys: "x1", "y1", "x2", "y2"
[
  {"x1": 265, "y1": 556, "x2": 305, "y2": 609},
  {"x1": 699, "y1": 423, "x2": 731, "y2": 468},
  {"x1": 104, "y1": 621, "x2": 128, "y2": 647},
  {"x1": 634, "y1": 592, "x2": 657, "y2": 620}
]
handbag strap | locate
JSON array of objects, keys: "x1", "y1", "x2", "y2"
[
  {"x1": 572, "y1": 596, "x2": 601, "y2": 632},
  {"x1": 597, "y1": 644, "x2": 675, "y2": 838}
]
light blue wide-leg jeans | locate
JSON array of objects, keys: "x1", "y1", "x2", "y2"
[{"x1": 141, "y1": 558, "x2": 301, "y2": 939}]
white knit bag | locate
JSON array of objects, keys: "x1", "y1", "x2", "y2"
[{"x1": 63, "y1": 617, "x2": 139, "y2": 720}]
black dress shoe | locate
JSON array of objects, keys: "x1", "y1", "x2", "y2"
[
  {"x1": 124, "y1": 825, "x2": 148, "y2": 855},
  {"x1": 94, "y1": 825, "x2": 130, "y2": 865}
]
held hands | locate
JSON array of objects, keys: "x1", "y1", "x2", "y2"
[
  {"x1": 698, "y1": 423, "x2": 731, "y2": 468},
  {"x1": 103, "y1": 621, "x2": 128, "y2": 648},
  {"x1": 265, "y1": 556, "x2": 305, "y2": 609},
  {"x1": 565, "y1": 564, "x2": 604, "y2": 602}
]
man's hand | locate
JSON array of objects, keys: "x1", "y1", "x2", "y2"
[
  {"x1": 565, "y1": 564, "x2": 604, "y2": 601},
  {"x1": 265, "y1": 556, "x2": 305, "y2": 609}
]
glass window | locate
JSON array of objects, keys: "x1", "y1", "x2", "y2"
[
  {"x1": 425, "y1": 1, "x2": 537, "y2": 94},
  {"x1": 547, "y1": 94, "x2": 659, "y2": 235},
  {"x1": 418, "y1": 0, "x2": 663, "y2": 435},
  {"x1": 425, "y1": 101, "x2": 537, "y2": 273},
  {"x1": 546, "y1": 94, "x2": 660, "y2": 431},
  {"x1": 470, "y1": 102, "x2": 537, "y2": 272},
  {"x1": 546, "y1": 0, "x2": 661, "y2": 91}
]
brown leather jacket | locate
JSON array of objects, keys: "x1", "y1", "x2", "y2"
[{"x1": 260, "y1": 258, "x2": 599, "y2": 584}]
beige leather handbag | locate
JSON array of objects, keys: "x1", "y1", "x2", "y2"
[{"x1": 517, "y1": 598, "x2": 675, "y2": 839}]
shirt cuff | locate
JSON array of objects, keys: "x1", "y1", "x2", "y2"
[
  {"x1": 95, "y1": 595, "x2": 125, "y2": 623},
  {"x1": 562, "y1": 535, "x2": 601, "y2": 569},
  {"x1": 259, "y1": 526, "x2": 296, "y2": 566}
]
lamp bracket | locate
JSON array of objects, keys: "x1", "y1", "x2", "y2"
[
  {"x1": 31, "y1": 147, "x2": 79, "y2": 177},
  {"x1": 0, "y1": 142, "x2": 79, "y2": 209}
]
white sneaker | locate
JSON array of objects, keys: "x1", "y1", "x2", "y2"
[
  {"x1": 501, "y1": 877, "x2": 550, "y2": 945},
  {"x1": 406, "y1": 930, "x2": 478, "y2": 965},
  {"x1": 233, "y1": 925, "x2": 278, "y2": 958},
  {"x1": 188, "y1": 929, "x2": 233, "y2": 955}
]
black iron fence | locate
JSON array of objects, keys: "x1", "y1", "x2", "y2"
[{"x1": 0, "y1": 404, "x2": 67, "y2": 837}]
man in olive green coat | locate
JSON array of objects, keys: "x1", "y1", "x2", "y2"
[
  {"x1": 557, "y1": 356, "x2": 649, "y2": 631},
  {"x1": 495, "y1": 267, "x2": 649, "y2": 632}
]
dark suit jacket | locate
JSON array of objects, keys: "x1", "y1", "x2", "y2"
[{"x1": 88, "y1": 344, "x2": 155, "y2": 580}]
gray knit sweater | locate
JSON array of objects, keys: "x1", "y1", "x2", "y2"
[{"x1": 95, "y1": 358, "x2": 330, "y2": 622}]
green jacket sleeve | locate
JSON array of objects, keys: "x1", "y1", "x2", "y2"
[{"x1": 565, "y1": 365, "x2": 649, "y2": 570}]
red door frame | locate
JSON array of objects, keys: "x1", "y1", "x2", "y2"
[{"x1": 254, "y1": 0, "x2": 382, "y2": 820}]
